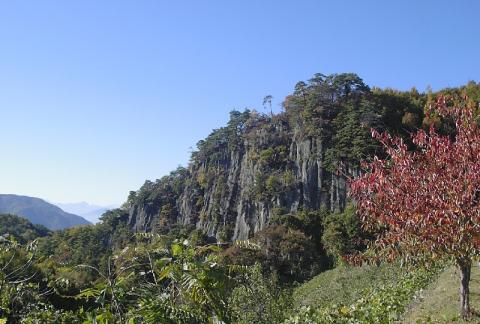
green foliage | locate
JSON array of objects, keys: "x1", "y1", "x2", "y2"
[
  {"x1": 324, "y1": 99, "x2": 381, "y2": 171},
  {"x1": 0, "y1": 237, "x2": 53, "y2": 322},
  {"x1": 293, "y1": 263, "x2": 403, "y2": 309},
  {"x1": 129, "y1": 167, "x2": 189, "y2": 232},
  {"x1": 135, "y1": 239, "x2": 234, "y2": 323},
  {"x1": 222, "y1": 224, "x2": 321, "y2": 282},
  {"x1": 196, "y1": 171, "x2": 207, "y2": 189},
  {"x1": 272, "y1": 209, "x2": 328, "y2": 253},
  {"x1": 373, "y1": 87, "x2": 425, "y2": 137},
  {"x1": 265, "y1": 174, "x2": 282, "y2": 194},
  {"x1": 286, "y1": 73, "x2": 373, "y2": 141},
  {"x1": 36, "y1": 232, "x2": 240, "y2": 323},
  {"x1": 222, "y1": 208, "x2": 337, "y2": 282},
  {"x1": 322, "y1": 204, "x2": 363, "y2": 262},
  {"x1": 75, "y1": 264, "x2": 134, "y2": 319},
  {"x1": 252, "y1": 172, "x2": 267, "y2": 199},
  {"x1": 259, "y1": 145, "x2": 288, "y2": 167},
  {"x1": 188, "y1": 229, "x2": 212, "y2": 246},
  {"x1": 193, "y1": 110, "x2": 252, "y2": 164},
  {"x1": 21, "y1": 307, "x2": 87, "y2": 323},
  {"x1": 282, "y1": 170, "x2": 295, "y2": 187},
  {"x1": 0, "y1": 214, "x2": 50, "y2": 244},
  {"x1": 228, "y1": 264, "x2": 292, "y2": 323},
  {"x1": 36, "y1": 208, "x2": 132, "y2": 286}
]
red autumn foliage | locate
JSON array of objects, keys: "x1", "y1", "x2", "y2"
[{"x1": 349, "y1": 95, "x2": 480, "y2": 316}]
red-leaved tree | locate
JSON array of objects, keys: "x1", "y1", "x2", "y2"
[{"x1": 349, "y1": 96, "x2": 480, "y2": 317}]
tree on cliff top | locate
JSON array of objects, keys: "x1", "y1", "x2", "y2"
[{"x1": 349, "y1": 95, "x2": 480, "y2": 318}]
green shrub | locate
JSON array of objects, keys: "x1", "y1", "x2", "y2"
[
  {"x1": 321, "y1": 204, "x2": 362, "y2": 262},
  {"x1": 228, "y1": 264, "x2": 292, "y2": 324},
  {"x1": 266, "y1": 175, "x2": 282, "y2": 194}
]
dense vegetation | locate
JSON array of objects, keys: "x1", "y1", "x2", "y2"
[
  {"x1": 0, "y1": 214, "x2": 50, "y2": 244},
  {"x1": 0, "y1": 74, "x2": 479, "y2": 322}
]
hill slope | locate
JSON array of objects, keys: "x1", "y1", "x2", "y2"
[
  {"x1": 0, "y1": 194, "x2": 90, "y2": 230},
  {"x1": 401, "y1": 265, "x2": 480, "y2": 323},
  {"x1": 0, "y1": 214, "x2": 50, "y2": 243},
  {"x1": 293, "y1": 263, "x2": 404, "y2": 309},
  {"x1": 289, "y1": 262, "x2": 442, "y2": 322}
]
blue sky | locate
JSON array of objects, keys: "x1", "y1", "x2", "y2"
[{"x1": 0, "y1": 1, "x2": 478, "y2": 205}]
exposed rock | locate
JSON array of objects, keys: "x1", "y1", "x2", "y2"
[{"x1": 127, "y1": 118, "x2": 355, "y2": 241}]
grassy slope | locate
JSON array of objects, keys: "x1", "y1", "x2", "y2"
[
  {"x1": 293, "y1": 262, "x2": 480, "y2": 323},
  {"x1": 401, "y1": 264, "x2": 480, "y2": 323},
  {"x1": 293, "y1": 262, "x2": 404, "y2": 309}
]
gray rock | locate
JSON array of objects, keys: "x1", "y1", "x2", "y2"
[{"x1": 127, "y1": 120, "x2": 355, "y2": 241}]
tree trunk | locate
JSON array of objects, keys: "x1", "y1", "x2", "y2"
[{"x1": 458, "y1": 257, "x2": 472, "y2": 318}]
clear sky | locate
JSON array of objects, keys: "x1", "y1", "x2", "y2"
[{"x1": 0, "y1": 1, "x2": 478, "y2": 206}]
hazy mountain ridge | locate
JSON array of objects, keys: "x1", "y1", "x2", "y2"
[
  {"x1": 55, "y1": 202, "x2": 118, "y2": 223},
  {"x1": 0, "y1": 194, "x2": 90, "y2": 230}
]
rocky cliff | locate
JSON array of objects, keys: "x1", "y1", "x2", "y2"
[{"x1": 125, "y1": 73, "x2": 424, "y2": 241}]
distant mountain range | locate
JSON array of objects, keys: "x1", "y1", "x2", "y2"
[
  {"x1": 54, "y1": 202, "x2": 118, "y2": 224},
  {"x1": 0, "y1": 194, "x2": 90, "y2": 230}
]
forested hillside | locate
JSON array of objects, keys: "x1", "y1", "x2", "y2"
[
  {"x1": 0, "y1": 214, "x2": 50, "y2": 243},
  {"x1": 1, "y1": 74, "x2": 479, "y2": 322}
]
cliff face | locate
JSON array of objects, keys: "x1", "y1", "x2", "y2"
[
  {"x1": 127, "y1": 114, "x2": 361, "y2": 241},
  {"x1": 125, "y1": 73, "x2": 412, "y2": 241},
  {"x1": 182, "y1": 123, "x2": 335, "y2": 241}
]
